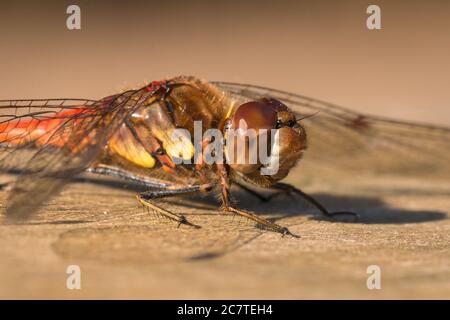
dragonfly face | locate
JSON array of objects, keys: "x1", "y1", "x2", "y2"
[{"x1": 224, "y1": 97, "x2": 307, "y2": 185}]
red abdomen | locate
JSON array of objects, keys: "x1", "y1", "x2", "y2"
[{"x1": 0, "y1": 108, "x2": 90, "y2": 148}]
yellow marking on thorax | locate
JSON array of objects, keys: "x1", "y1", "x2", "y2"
[{"x1": 109, "y1": 135, "x2": 156, "y2": 168}]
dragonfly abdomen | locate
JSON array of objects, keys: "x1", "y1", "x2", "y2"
[{"x1": 0, "y1": 108, "x2": 91, "y2": 148}]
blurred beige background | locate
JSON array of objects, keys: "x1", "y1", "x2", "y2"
[{"x1": 1, "y1": 0, "x2": 449, "y2": 124}]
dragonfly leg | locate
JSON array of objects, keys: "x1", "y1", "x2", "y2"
[
  {"x1": 218, "y1": 165, "x2": 299, "y2": 237},
  {"x1": 234, "y1": 181, "x2": 291, "y2": 202},
  {"x1": 267, "y1": 183, "x2": 359, "y2": 220},
  {"x1": 87, "y1": 164, "x2": 174, "y2": 189},
  {"x1": 224, "y1": 206, "x2": 300, "y2": 238},
  {"x1": 137, "y1": 184, "x2": 213, "y2": 229},
  {"x1": 0, "y1": 181, "x2": 12, "y2": 191}
]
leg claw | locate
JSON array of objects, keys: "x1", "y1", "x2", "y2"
[{"x1": 281, "y1": 227, "x2": 301, "y2": 238}]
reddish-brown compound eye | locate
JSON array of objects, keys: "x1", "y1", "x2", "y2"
[{"x1": 232, "y1": 100, "x2": 280, "y2": 130}]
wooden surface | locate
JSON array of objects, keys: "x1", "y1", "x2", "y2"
[{"x1": 1, "y1": 167, "x2": 449, "y2": 299}]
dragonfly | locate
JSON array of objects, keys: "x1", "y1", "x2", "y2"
[{"x1": 1, "y1": 75, "x2": 449, "y2": 237}]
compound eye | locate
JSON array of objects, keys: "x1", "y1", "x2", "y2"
[{"x1": 232, "y1": 100, "x2": 278, "y2": 130}]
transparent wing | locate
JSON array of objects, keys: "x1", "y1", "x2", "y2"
[
  {"x1": 0, "y1": 98, "x2": 97, "y2": 168},
  {"x1": 214, "y1": 82, "x2": 450, "y2": 178},
  {"x1": 0, "y1": 90, "x2": 155, "y2": 220}
]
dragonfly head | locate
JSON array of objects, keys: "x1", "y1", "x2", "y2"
[{"x1": 224, "y1": 97, "x2": 307, "y2": 183}]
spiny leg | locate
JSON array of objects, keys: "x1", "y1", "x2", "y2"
[
  {"x1": 265, "y1": 182, "x2": 359, "y2": 220},
  {"x1": 234, "y1": 181, "x2": 291, "y2": 202},
  {"x1": 0, "y1": 181, "x2": 12, "y2": 191},
  {"x1": 87, "y1": 164, "x2": 174, "y2": 189},
  {"x1": 226, "y1": 206, "x2": 300, "y2": 238},
  {"x1": 217, "y1": 165, "x2": 299, "y2": 237},
  {"x1": 137, "y1": 184, "x2": 213, "y2": 229}
]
